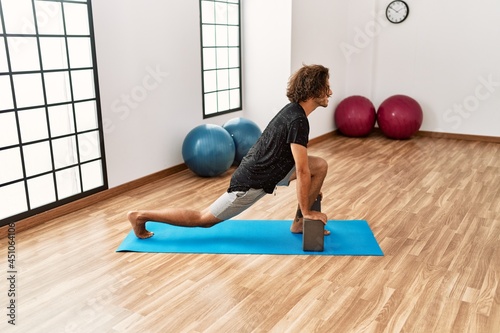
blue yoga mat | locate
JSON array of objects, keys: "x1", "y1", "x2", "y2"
[
  {"x1": 117, "y1": 220, "x2": 384, "y2": 256},
  {"x1": 117, "y1": 220, "x2": 383, "y2": 256}
]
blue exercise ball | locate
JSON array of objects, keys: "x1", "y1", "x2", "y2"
[
  {"x1": 182, "y1": 124, "x2": 235, "y2": 177},
  {"x1": 222, "y1": 117, "x2": 262, "y2": 164}
]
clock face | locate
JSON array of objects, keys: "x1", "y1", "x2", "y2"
[{"x1": 386, "y1": 1, "x2": 409, "y2": 24}]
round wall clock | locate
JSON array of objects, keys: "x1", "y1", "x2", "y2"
[{"x1": 386, "y1": 1, "x2": 409, "y2": 24}]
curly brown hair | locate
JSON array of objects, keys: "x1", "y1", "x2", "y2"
[{"x1": 286, "y1": 64, "x2": 330, "y2": 103}]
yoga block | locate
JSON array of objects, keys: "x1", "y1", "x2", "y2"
[
  {"x1": 311, "y1": 195, "x2": 321, "y2": 212},
  {"x1": 303, "y1": 218, "x2": 324, "y2": 252}
]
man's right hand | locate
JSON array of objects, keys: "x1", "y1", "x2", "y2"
[{"x1": 303, "y1": 210, "x2": 327, "y2": 224}]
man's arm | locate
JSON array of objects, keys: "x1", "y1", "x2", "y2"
[{"x1": 290, "y1": 143, "x2": 327, "y2": 223}]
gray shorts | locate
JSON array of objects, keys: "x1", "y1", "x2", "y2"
[{"x1": 209, "y1": 166, "x2": 296, "y2": 220}]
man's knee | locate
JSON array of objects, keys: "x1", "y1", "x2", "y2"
[
  {"x1": 200, "y1": 222, "x2": 217, "y2": 228},
  {"x1": 199, "y1": 218, "x2": 223, "y2": 228},
  {"x1": 311, "y1": 156, "x2": 328, "y2": 175},
  {"x1": 199, "y1": 209, "x2": 223, "y2": 228}
]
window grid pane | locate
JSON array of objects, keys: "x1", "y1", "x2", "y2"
[
  {"x1": 200, "y1": 0, "x2": 241, "y2": 117},
  {"x1": 0, "y1": 0, "x2": 107, "y2": 226}
]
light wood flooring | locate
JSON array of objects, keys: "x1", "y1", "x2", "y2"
[{"x1": 1, "y1": 133, "x2": 499, "y2": 332}]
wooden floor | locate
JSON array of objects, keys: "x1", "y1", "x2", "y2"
[{"x1": 1, "y1": 133, "x2": 499, "y2": 332}]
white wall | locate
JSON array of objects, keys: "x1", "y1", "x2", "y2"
[
  {"x1": 290, "y1": 0, "x2": 350, "y2": 139},
  {"x1": 371, "y1": 0, "x2": 500, "y2": 136},
  {"x1": 241, "y1": 0, "x2": 292, "y2": 130},
  {"x1": 93, "y1": 0, "x2": 500, "y2": 188},
  {"x1": 93, "y1": 1, "x2": 242, "y2": 188},
  {"x1": 293, "y1": 0, "x2": 500, "y2": 137}
]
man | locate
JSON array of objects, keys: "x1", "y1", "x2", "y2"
[{"x1": 128, "y1": 64, "x2": 332, "y2": 239}]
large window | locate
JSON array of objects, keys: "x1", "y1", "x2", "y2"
[
  {"x1": 200, "y1": 0, "x2": 241, "y2": 118},
  {"x1": 0, "y1": 0, "x2": 107, "y2": 226}
]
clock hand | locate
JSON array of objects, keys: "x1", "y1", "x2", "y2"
[{"x1": 390, "y1": 5, "x2": 401, "y2": 13}]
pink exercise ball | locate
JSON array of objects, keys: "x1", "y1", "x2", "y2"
[
  {"x1": 334, "y1": 95, "x2": 376, "y2": 137},
  {"x1": 377, "y1": 95, "x2": 423, "y2": 140}
]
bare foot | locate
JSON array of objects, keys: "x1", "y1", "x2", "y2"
[
  {"x1": 127, "y1": 211, "x2": 154, "y2": 239},
  {"x1": 290, "y1": 215, "x2": 304, "y2": 233},
  {"x1": 290, "y1": 217, "x2": 330, "y2": 236}
]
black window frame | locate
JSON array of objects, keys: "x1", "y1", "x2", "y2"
[
  {"x1": 199, "y1": 0, "x2": 242, "y2": 119},
  {"x1": 0, "y1": 0, "x2": 108, "y2": 227}
]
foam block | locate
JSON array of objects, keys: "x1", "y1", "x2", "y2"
[
  {"x1": 311, "y1": 195, "x2": 321, "y2": 212},
  {"x1": 303, "y1": 219, "x2": 325, "y2": 251}
]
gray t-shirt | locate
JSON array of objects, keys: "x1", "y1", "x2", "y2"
[{"x1": 228, "y1": 102, "x2": 309, "y2": 194}]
